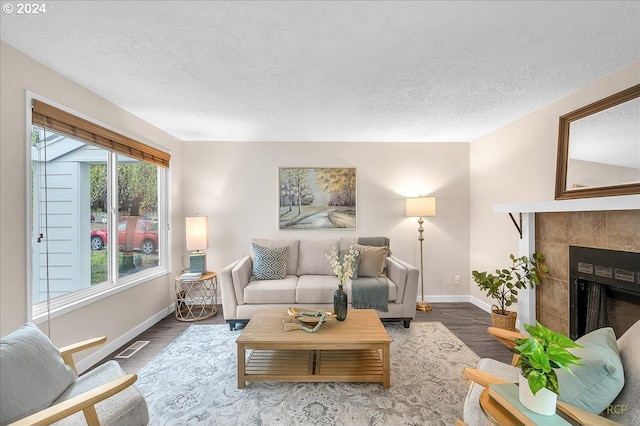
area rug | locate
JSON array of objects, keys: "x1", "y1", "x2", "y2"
[{"x1": 136, "y1": 322, "x2": 479, "y2": 425}]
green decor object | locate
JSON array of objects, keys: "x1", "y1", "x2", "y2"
[
  {"x1": 472, "y1": 253, "x2": 547, "y2": 330},
  {"x1": 283, "y1": 311, "x2": 330, "y2": 332},
  {"x1": 333, "y1": 284, "x2": 348, "y2": 321},
  {"x1": 515, "y1": 322, "x2": 584, "y2": 396}
]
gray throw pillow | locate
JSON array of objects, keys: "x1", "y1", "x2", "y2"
[
  {"x1": 357, "y1": 237, "x2": 391, "y2": 256},
  {"x1": 0, "y1": 322, "x2": 77, "y2": 425},
  {"x1": 251, "y1": 243, "x2": 288, "y2": 280}
]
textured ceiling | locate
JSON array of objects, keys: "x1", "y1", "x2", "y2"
[{"x1": 1, "y1": 1, "x2": 639, "y2": 148}]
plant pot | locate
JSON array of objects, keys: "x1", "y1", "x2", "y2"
[
  {"x1": 518, "y1": 374, "x2": 557, "y2": 416},
  {"x1": 490, "y1": 305, "x2": 517, "y2": 331}
]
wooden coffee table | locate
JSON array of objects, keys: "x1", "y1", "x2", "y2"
[{"x1": 236, "y1": 309, "x2": 392, "y2": 389}]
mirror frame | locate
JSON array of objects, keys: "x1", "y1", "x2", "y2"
[{"x1": 555, "y1": 83, "x2": 640, "y2": 200}]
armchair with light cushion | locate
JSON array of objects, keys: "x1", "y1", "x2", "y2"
[
  {"x1": 461, "y1": 319, "x2": 639, "y2": 425},
  {"x1": 0, "y1": 323, "x2": 148, "y2": 426}
]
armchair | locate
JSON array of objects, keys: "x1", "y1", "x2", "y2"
[
  {"x1": 461, "y1": 320, "x2": 639, "y2": 425},
  {"x1": 0, "y1": 323, "x2": 148, "y2": 426}
]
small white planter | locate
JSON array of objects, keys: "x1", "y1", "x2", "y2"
[{"x1": 519, "y1": 374, "x2": 557, "y2": 416}]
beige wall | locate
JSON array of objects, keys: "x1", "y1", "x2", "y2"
[
  {"x1": 469, "y1": 61, "x2": 640, "y2": 312},
  {"x1": 0, "y1": 43, "x2": 185, "y2": 365},
  {"x1": 2, "y1": 37, "x2": 637, "y2": 367},
  {"x1": 181, "y1": 141, "x2": 471, "y2": 297}
]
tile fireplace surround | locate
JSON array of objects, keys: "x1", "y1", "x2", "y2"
[
  {"x1": 536, "y1": 210, "x2": 640, "y2": 335},
  {"x1": 494, "y1": 195, "x2": 640, "y2": 336}
]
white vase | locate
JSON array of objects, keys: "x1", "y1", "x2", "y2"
[{"x1": 518, "y1": 374, "x2": 557, "y2": 416}]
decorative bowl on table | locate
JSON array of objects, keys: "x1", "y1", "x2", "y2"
[{"x1": 287, "y1": 307, "x2": 336, "y2": 325}]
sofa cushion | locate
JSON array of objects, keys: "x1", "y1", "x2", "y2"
[
  {"x1": 558, "y1": 327, "x2": 624, "y2": 414},
  {"x1": 251, "y1": 243, "x2": 288, "y2": 280},
  {"x1": 53, "y1": 360, "x2": 149, "y2": 426},
  {"x1": 295, "y1": 276, "x2": 398, "y2": 304},
  {"x1": 243, "y1": 276, "x2": 298, "y2": 304},
  {"x1": 297, "y1": 239, "x2": 338, "y2": 276},
  {"x1": 251, "y1": 238, "x2": 299, "y2": 276},
  {"x1": 296, "y1": 275, "x2": 341, "y2": 303},
  {"x1": 354, "y1": 244, "x2": 387, "y2": 277},
  {"x1": 0, "y1": 322, "x2": 77, "y2": 425},
  {"x1": 607, "y1": 320, "x2": 639, "y2": 423}
]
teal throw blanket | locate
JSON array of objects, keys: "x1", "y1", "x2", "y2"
[{"x1": 352, "y1": 276, "x2": 389, "y2": 312}]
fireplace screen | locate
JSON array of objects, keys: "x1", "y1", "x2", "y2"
[{"x1": 569, "y1": 246, "x2": 640, "y2": 340}]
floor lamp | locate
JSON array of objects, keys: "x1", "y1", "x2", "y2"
[{"x1": 406, "y1": 196, "x2": 436, "y2": 312}]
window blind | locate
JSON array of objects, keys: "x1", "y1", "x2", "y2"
[{"x1": 32, "y1": 100, "x2": 170, "y2": 168}]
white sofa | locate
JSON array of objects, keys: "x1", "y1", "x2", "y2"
[{"x1": 220, "y1": 237, "x2": 419, "y2": 330}]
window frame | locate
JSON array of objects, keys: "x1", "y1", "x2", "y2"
[{"x1": 26, "y1": 92, "x2": 171, "y2": 323}]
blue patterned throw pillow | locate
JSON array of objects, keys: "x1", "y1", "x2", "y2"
[{"x1": 251, "y1": 243, "x2": 288, "y2": 280}]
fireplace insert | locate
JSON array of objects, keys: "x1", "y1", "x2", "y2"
[{"x1": 569, "y1": 246, "x2": 640, "y2": 340}]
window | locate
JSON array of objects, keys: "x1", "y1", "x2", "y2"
[{"x1": 30, "y1": 99, "x2": 170, "y2": 319}]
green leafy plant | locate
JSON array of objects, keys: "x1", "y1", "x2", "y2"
[
  {"x1": 514, "y1": 322, "x2": 584, "y2": 395},
  {"x1": 472, "y1": 253, "x2": 547, "y2": 315}
]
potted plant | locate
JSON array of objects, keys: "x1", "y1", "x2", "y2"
[
  {"x1": 472, "y1": 253, "x2": 547, "y2": 331},
  {"x1": 514, "y1": 322, "x2": 584, "y2": 415}
]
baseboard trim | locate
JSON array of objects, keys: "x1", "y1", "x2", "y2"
[
  {"x1": 416, "y1": 294, "x2": 490, "y2": 304},
  {"x1": 76, "y1": 305, "x2": 173, "y2": 373},
  {"x1": 468, "y1": 296, "x2": 491, "y2": 313}
]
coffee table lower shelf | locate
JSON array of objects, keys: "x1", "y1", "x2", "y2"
[{"x1": 241, "y1": 349, "x2": 385, "y2": 387}]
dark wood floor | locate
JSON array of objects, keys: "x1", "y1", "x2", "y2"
[{"x1": 99, "y1": 302, "x2": 513, "y2": 374}]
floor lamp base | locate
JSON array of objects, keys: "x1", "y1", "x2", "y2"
[{"x1": 416, "y1": 300, "x2": 432, "y2": 312}]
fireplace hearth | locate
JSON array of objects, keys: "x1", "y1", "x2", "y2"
[{"x1": 569, "y1": 246, "x2": 640, "y2": 340}]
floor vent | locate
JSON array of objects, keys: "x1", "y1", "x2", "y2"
[{"x1": 115, "y1": 340, "x2": 150, "y2": 359}]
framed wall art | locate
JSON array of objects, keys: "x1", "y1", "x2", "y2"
[{"x1": 279, "y1": 167, "x2": 357, "y2": 230}]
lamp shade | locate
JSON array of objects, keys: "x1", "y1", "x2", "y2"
[
  {"x1": 185, "y1": 216, "x2": 208, "y2": 251},
  {"x1": 405, "y1": 196, "x2": 436, "y2": 217}
]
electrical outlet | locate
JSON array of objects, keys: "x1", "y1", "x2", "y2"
[{"x1": 454, "y1": 275, "x2": 461, "y2": 285}]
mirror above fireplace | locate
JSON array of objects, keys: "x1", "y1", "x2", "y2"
[{"x1": 555, "y1": 84, "x2": 640, "y2": 200}]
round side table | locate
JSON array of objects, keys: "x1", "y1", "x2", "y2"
[{"x1": 175, "y1": 271, "x2": 218, "y2": 322}]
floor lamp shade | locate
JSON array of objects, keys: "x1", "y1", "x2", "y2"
[
  {"x1": 405, "y1": 196, "x2": 436, "y2": 218},
  {"x1": 186, "y1": 216, "x2": 208, "y2": 273},
  {"x1": 405, "y1": 196, "x2": 436, "y2": 312}
]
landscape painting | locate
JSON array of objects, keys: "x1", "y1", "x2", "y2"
[{"x1": 279, "y1": 167, "x2": 357, "y2": 230}]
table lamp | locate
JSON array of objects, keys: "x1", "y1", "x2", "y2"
[{"x1": 186, "y1": 215, "x2": 208, "y2": 274}]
